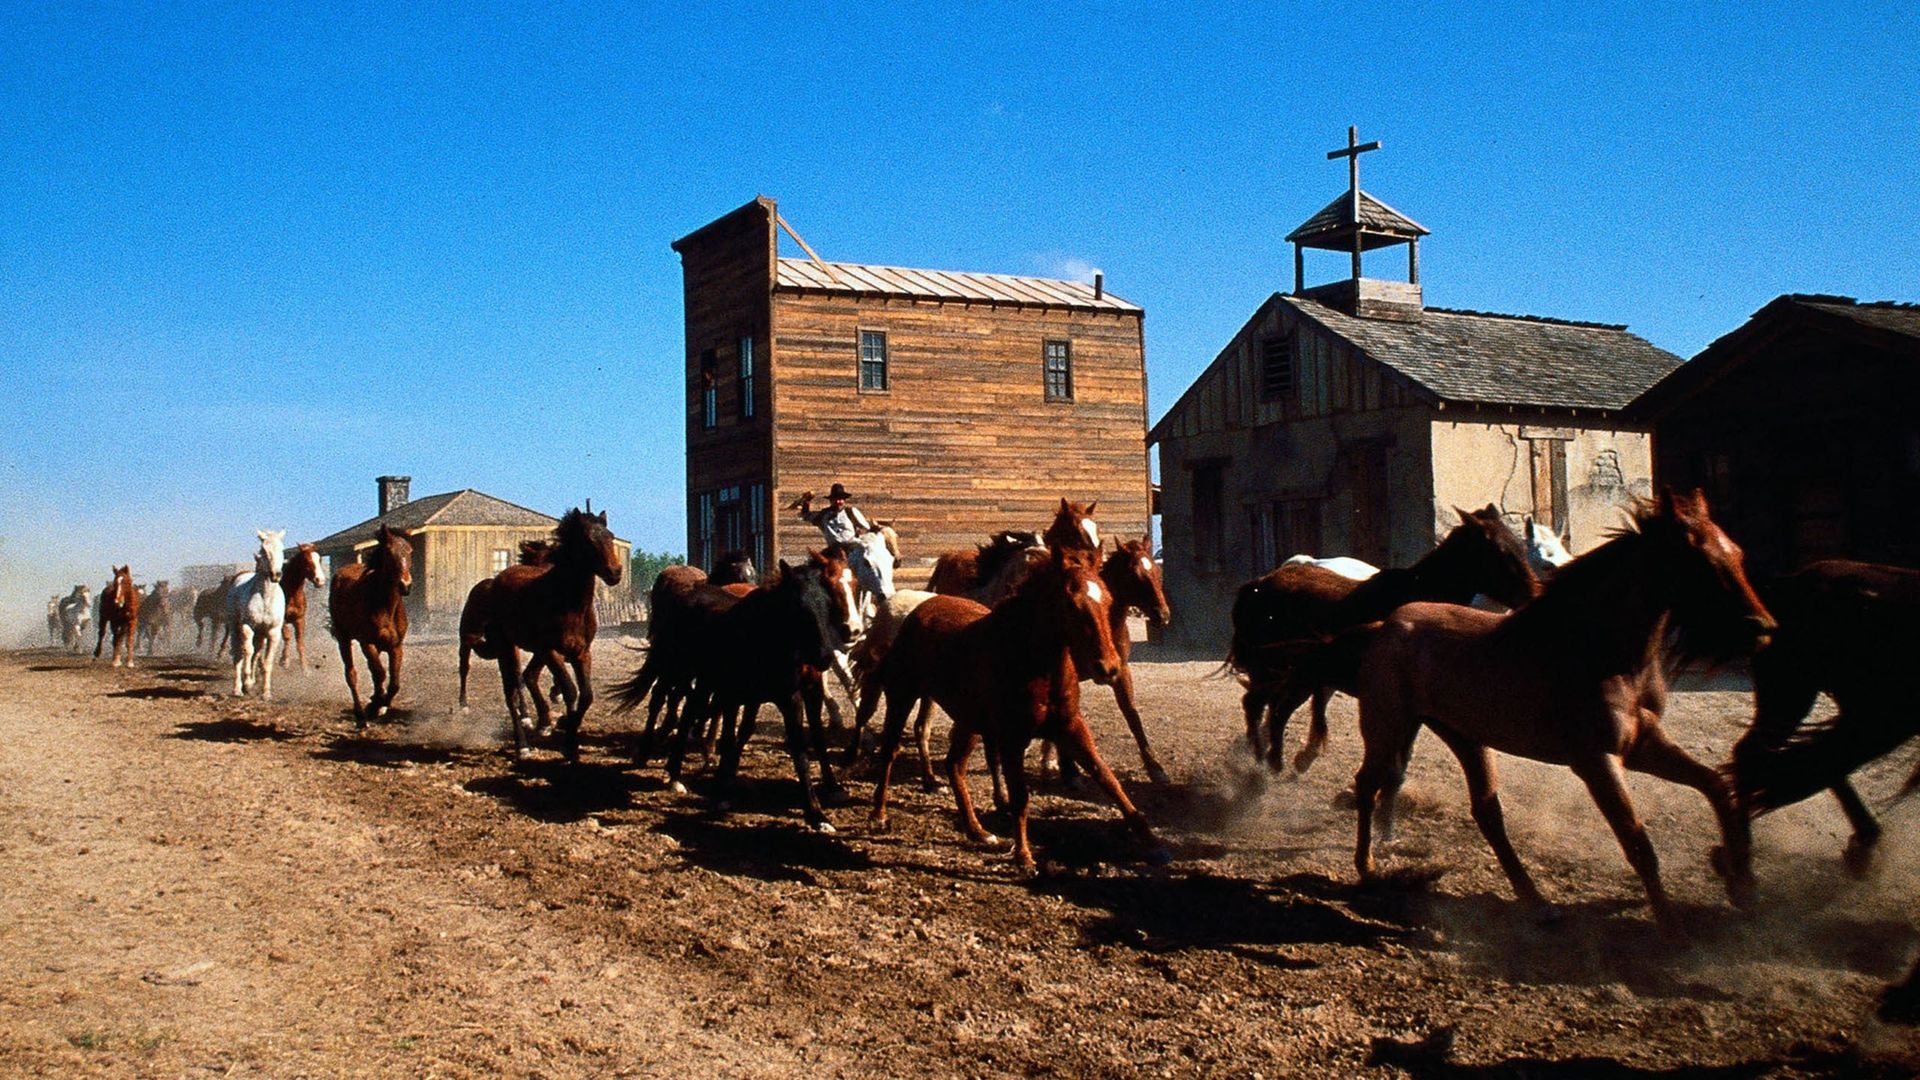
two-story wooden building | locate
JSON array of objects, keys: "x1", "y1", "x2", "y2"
[
  {"x1": 1629, "y1": 294, "x2": 1920, "y2": 575},
  {"x1": 1149, "y1": 134, "x2": 1681, "y2": 652},
  {"x1": 672, "y1": 197, "x2": 1152, "y2": 584}
]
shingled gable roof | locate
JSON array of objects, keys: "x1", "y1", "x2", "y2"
[
  {"x1": 1627, "y1": 294, "x2": 1920, "y2": 420},
  {"x1": 314, "y1": 489, "x2": 559, "y2": 552},
  {"x1": 1286, "y1": 190, "x2": 1429, "y2": 248},
  {"x1": 775, "y1": 258, "x2": 1142, "y2": 313},
  {"x1": 1283, "y1": 295, "x2": 1680, "y2": 411}
]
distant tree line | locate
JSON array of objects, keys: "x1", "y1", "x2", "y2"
[{"x1": 629, "y1": 549, "x2": 685, "y2": 597}]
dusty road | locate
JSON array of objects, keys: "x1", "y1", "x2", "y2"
[{"x1": 2, "y1": 637, "x2": 1918, "y2": 1077}]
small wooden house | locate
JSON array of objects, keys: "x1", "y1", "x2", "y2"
[
  {"x1": 1149, "y1": 134, "x2": 1680, "y2": 651},
  {"x1": 1629, "y1": 295, "x2": 1920, "y2": 574},
  {"x1": 312, "y1": 476, "x2": 632, "y2": 627},
  {"x1": 672, "y1": 197, "x2": 1152, "y2": 583}
]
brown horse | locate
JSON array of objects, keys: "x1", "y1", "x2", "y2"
[
  {"x1": 1344, "y1": 490, "x2": 1773, "y2": 939},
  {"x1": 866, "y1": 547, "x2": 1159, "y2": 869},
  {"x1": 1730, "y1": 560, "x2": 1920, "y2": 877},
  {"x1": 276, "y1": 544, "x2": 328, "y2": 670},
  {"x1": 93, "y1": 566, "x2": 140, "y2": 667},
  {"x1": 1230, "y1": 505, "x2": 1539, "y2": 774},
  {"x1": 195, "y1": 573, "x2": 237, "y2": 653},
  {"x1": 328, "y1": 526, "x2": 413, "y2": 725},
  {"x1": 136, "y1": 581, "x2": 173, "y2": 656},
  {"x1": 929, "y1": 530, "x2": 1046, "y2": 599},
  {"x1": 457, "y1": 539, "x2": 556, "y2": 714},
  {"x1": 480, "y1": 509, "x2": 623, "y2": 761},
  {"x1": 614, "y1": 565, "x2": 741, "y2": 773}
]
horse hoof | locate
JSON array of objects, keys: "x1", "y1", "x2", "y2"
[
  {"x1": 668, "y1": 781, "x2": 688, "y2": 795},
  {"x1": 868, "y1": 813, "x2": 891, "y2": 832},
  {"x1": 514, "y1": 748, "x2": 533, "y2": 762},
  {"x1": 1146, "y1": 764, "x2": 1171, "y2": 785},
  {"x1": 811, "y1": 820, "x2": 837, "y2": 835},
  {"x1": 920, "y1": 780, "x2": 949, "y2": 795},
  {"x1": 374, "y1": 705, "x2": 388, "y2": 719}
]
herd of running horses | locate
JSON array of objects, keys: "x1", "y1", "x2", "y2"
[{"x1": 36, "y1": 492, "x2": 1920, "y2": 1018}]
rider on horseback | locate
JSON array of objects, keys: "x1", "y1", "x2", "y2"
[{"x1": 794, "y1": 482, "x2": 874, "y2": 556}]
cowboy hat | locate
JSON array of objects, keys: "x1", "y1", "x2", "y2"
[{"x1": 827, "y1": 482, "x2": 853, "y2": 501}]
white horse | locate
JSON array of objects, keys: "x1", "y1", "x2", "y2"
[
  {"x1": 1281, "y1": 553, "x2": 1380, "y2": 581},
  {"x1": 225, "y1": 530, "x2": 287, "y2": 700},
  {"x1": 1524, "y1": 515, "x2": 1574, "y2": 578},
  {"x1": 845, "y1": 526, "x2": 897, "y2": 609},
  {"x1": 57, "y1": 585, "x2": 92, "y2": 652}
]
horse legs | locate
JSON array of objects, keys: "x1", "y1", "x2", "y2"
[
  {"x1": 1352, "y1": 701, "x2": 1419, "y2": 880},
  {"x1": 551, "y1": 652, "x2": 588, "y2": 763},
  {"x1": 664, "y1": 687, "x2": 709, "y2": 794},
  {"x1": 1241, "y1": 686, "x2": 1268, "y2": 759},
  {"x1": 93, "y1": 616, "x2": 108, "y2": 662},
  {"x1": 1294, "y1": 685, "x2": 1335, "y2": 774},
  {"x1": 520, "y1": 652, "x2": 553, "y2": 735},
  {"x1": 458, "y1": 642, "x2": 473, "y2": 710},
  {"x1": 1831, "y1": 781, "x2": 1883, "y2": 878},
  {"x1": 339, "y1": 638, "x2": 367, "y2": 725},
  {"x1": 913, "y1": 698, "x2": 942, "y2": 793},
  {"x1": 944, "y1": 721, "x2": 998, "y2": 846},
  {"x1": 1109, "y1": 665, "x2": 1169, "y2": 784},
  {"x1": 1572, "y1": 752, "x2": 1684, "y2": 940},
  {"x1": 998, "y1": 733, "x2": 1037, "y2": 871},
  {"x1": 868, "y1": 686, "x2": 921, "y2": 831},
  {"x1": 1624, "y1": 726, "x2": 1756, "y2": 910},
  {"x1": 1429, "y1": 726, "x2": 1546, "y2": 910},
  {"x1": 1053, "y1": 710, "x2": 1159, "y2": 851},
  {"x1": 258, "y1": 627, "x2": 279, "y2": 701},
  {"x1": 778, "y1": 694, "x2": 834, "y2": 832},
  {"x1": 800, "y1": 675, "x2": 846, "y2": 805},
  {"x1": 359, "y1": 641, "x2": 387, "y2": 719},
  {"x1": 1261, "y1": 677, "x2": 1316, "y2": 774}
]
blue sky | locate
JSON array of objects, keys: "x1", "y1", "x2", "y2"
[{"x1": 2, "y1": 3, "x2": 1916, "y2": 625}]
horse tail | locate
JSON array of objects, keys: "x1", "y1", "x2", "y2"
[
  {"x1": 608, "y1": 648, "x2": 659, "y2": 714},
  {"x1": 1735, "y1": 716, "x2": 1917, "y2": 815}
]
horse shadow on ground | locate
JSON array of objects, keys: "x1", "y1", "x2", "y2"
[
  {"x1": 172, "y1": 718, "x2": 297, "y2": 743},
  {"x1": 311, "y1": 732, "x2": 461, "y2": 769},
  {"x1": 1366, "y1": 1028, "x2": 1895, "y2": 1079},
  {"x1": 462, "y1": 758, "x2": 643, "y2": 822},
  {"x1": 107, "y1": 686, "x2": 203, "y2": 701},
  {"x1": 151, "y1": 667, "x2": 219, "y2": 683},
  {"x1": 654, "y1": 808, "x2": 875, "y2": 887}
]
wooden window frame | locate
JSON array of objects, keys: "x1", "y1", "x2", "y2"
[
  {"x1": 737, "y1": 335, "x2": 756, "y2": 420},
  {"x1": 1043, "y1": 339, "x2": 1073, "y2": 403},
  {"x1": 490, "y1": 548, "x2": 512, "y2": 574},
  {"x1": 858, "y1": 328, "x2": 889, "y2": 393},
  {"x1": 1259, "y1": 334, "x2": 1295, "y2": 403},
  {"x1": 700, "y1": 349, "x2": 718, "y2": 428}
]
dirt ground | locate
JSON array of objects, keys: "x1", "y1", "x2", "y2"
[{"x1": 3, "y1": 631, "x2": 1919, "y2": 1078}]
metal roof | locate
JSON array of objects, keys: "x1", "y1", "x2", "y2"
[{"x1": 776, "y1": 258, "x2": 1142, "y2": 313}]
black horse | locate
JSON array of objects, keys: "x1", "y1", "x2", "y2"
[
  {"x1": 1732, "y1": 560, "x2": 1920, "y2": 874},
  {"x1": 619, "y1": 560, "x2": 849, "y2": 831}
]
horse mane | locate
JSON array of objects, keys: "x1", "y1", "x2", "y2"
[{"x1": 976, "y1": 531, "x2": 1042, "y2": 584}]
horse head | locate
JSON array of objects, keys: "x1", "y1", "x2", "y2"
[
  {"x1": 557, "y1": 508, "x2": 623, "y2": 587},
  {"x1": 1642, "y1": 488, "x2": 1775, "y2": 658},
  {"x1": 848, "y1": 528, "x2": 896, "y2": 600},
  {"x1": 107, "y1": 568, "x2": 133, "y2": 607},
  {"x1": 712, "y1": 549, "x2": 757, "y2": 587},
  {"x1": 375, "y1": 525, "x2": 414, "y2": 595},
  {"x1": 810, "y1": 547, "x2": 861, "y2": 641},
  {"x1": 255, "y1": 530, "x2": 286, "y2": 584},
  {"x1": 1438, "y1": 504, "x2": 1539, "y2": 609},
  {"x1": 1044, "y1": 498, "x2": 1101, "y2": 552},
  {"x1": 1523, "y1": 515, "x2": 1575, "y2": 579},
  {"x1": 1105, "y1": 536, "x2": 1170, "y2": 628},
  {"x1": 517, "y1": 538, "x2": 555, "y2": 566},
  {"x1": 775, "y1": 558, "x2": 846, "y2": 667},
  {"x1": 1030, "y1": 547, "x2": 1121, "y2": 686}
]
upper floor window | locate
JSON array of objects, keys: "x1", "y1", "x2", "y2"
[
  {"x1": 1260, "y1": 334, "x2": 1295, "y2": 401},
  {"x1": 738, "y1": 335, "x2": 756, "y2": 419},
  {"x1": 700, "y1": 348, "x2": 718, "y2": 428},
  {"x1": 859, "y1": 329, "x2": 888, "y2": 392},
  {"x1": 1044, "y1": 340, "x2": 1073, "y2": 402}
]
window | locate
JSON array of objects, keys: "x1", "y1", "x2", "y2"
[
  {"x1": 1260, "y1": 335, "x2": 1295, "y2": 401},
  {"x1": 696, "y1": 491, "x2": 715, "y2": 570},
  {"x1": 747, "y1": 481, "x2": 768, "y2": 574},
  {"x1": 737, "y1": 336, "x2": 755, "y2": 419},
  {"x1": 490, "y1": 548, "x2": 511, "y2": 574},
  {"x1": 1192, "y1": 462, "x2": 1225, "y2": 572},
  {"x1": 716, "y1": 485, "x2": 745, "y2": 569},
  {"x1": 859, "y1": 330, "x2": 888, "y2": 391},
  {"x1": 700, "y1": 349, "x2": 718, "y2": 428},
  {"x1": 1044, "y1": 340, "x2": 1073, "y2": 402}
]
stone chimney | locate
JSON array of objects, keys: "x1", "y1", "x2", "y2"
[{"x1": 377, "y1": 475, "x2": 412, "y2": 516}]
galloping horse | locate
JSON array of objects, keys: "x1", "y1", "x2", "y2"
[
  {"x1": 46, "y1": 596, "x2": 61, "y2": 645},
  {"x1": 136, "y1": 581, "x2": 174, "y2": 656},
  {"x1": 195, "y1": 575, "x2": 236, "y2": 652},
  {"x1": 866, "y1": 547, "x2": 1159, "y2": 869},
  {"x1": 458, "y1": 538, "x2": 557, "y2": 716},
  {"x1": 1345, "y1": 490, "x2": 1772, "y2": 939},
  {"x1": 93, "y1": 567, "x2": 140, "y2": 667},
  {"x1": 225, "y1": 531, "x2": 287, "y2": 699},
  {"x1": 479, "y1": 509, "x2": 623, "y2": 761},
  {"x1": 613, "y1": 565, "x2": 742, "y2": 772},
  {"x1": 1729, "y1": 559, "x2": 1920, "y2": 877},
  {"x1": 1230, "y1": 506, "x2": 1538, "y2": 774},
  {"x1": 57, "y1": 585, "x2": 91, "y2": 652},
  {"x1": 328, "y1": 525, "x2": 413, "y2": 725},
  {"x1": 277, "y1": 543, "x2": 328, "y2": 670}
]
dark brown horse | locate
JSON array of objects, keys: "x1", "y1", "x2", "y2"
[
  {"x1": 195, "y1": 574, "x2": 236, "y2": 652},
  {"x1": 1344, "y1": 490, "x2": 1773, "y2": 939},
  {"x1": 929, "y1": 530, "x2": 1046, "y2": 599},
  {"x1": 613, "y1": 565, "x2": 742, "y2": 773},
  {"x1": 93, "y1": 566, "x2": 140, "y2": 667},
  {"x1": 275, "y1": 544, "x2": 328, "y2": 671},
  {"x1": 479, "y1": 509, "x2": 623, "y2": 761},
  {"x1": 1230, "y1": 505, "x2": 1538, "y2": 774},
  {"x1": 866, "y1": 547, "x2": 1159, "y2": 869},
  {"x1": 457, "y1": 539, "x2": 556, "y2": 715},
  {"x1": 136, "y1": 580, "x2": 173, "y2": 656},
  {"x1": 328, "y1": 525, "x2": 413, "y2": 725},
  {"x1": 1730, "y1": 560, "x2": 1920, "y2": 877}
]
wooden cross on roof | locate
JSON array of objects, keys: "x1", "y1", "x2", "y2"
[{"x1": 1327, "y1": 125, "x2": 1381, "y2": 221}]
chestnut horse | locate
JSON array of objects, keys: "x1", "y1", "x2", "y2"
[
  {"x1": 480, "y1": 509, "x2": 623, "y2": 761},
  {"x1": 329, "y1": 525, "x2": 413, "y2": 725},
  {"x1": 1730, "y1": 559, "x2": 1920, "y2": 877},
  {"x1": 1229, "y1": 505, "x2": 1538, "y2": 775},
  {"x1": 457, "y1": 538, "x2": 558, "y2": 716},
  {"x1": 866, "y1": 548, "x2": 1159, "y2": 869},
  {"x1": 929, "y1": 530, "x2": 1045, "y2": 600},
  {"x1": 93, "y1": 567, "x2": 140, "y2": 667},
  {"x1": 1345, "y1": 490, "x2": 1773, "y2": 939},
  {"x1": 276, "y1": 543, "x2": 328, "y2": 670}
]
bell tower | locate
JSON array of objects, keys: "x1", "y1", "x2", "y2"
[{"x1": 1287, "y1": 126, "x2": 1428, "y2": 321}]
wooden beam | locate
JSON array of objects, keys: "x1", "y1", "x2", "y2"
[{"x1": 776, "y1": 214, "x2": 842, "y2": 284}]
